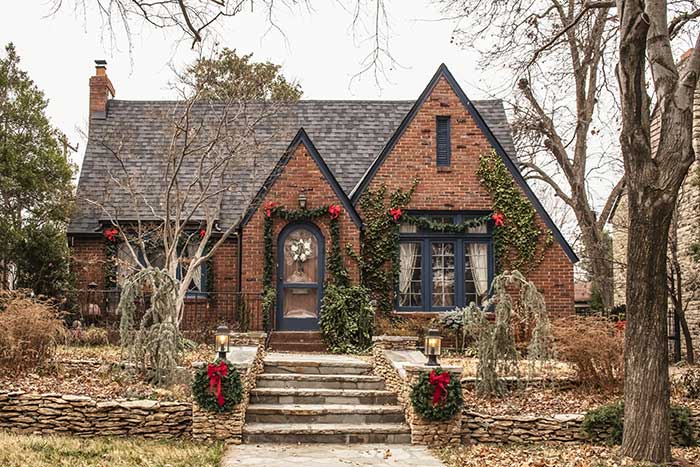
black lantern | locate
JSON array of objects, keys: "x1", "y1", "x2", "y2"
[
  {"x1": 215, "y1": 324, "x2": 230, "y2": 360},
  {"x1": 424, "y1": 328, "x2": 442, "y2": 367},
  {"x1": 298, "y1": 193, "x2": 307, "y2": 209}
]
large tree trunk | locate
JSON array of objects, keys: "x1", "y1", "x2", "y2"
[{"x1": 622, "y1": 197, "x2": 674, "y2": 462}]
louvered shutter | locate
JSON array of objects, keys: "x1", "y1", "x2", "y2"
[{"x1": 436, "y1": 116, "x2": 451, "y2": 166}]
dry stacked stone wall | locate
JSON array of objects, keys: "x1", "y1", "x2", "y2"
[
  {"x1": 0, "y1": 392, "x2": 191, "y2": 438},
  {"x1": 192, "y1": 333, "x2": 267, "y2": 443},
  {"x1": 372, "y1": 336, "x2": 462, "y2": 446}
]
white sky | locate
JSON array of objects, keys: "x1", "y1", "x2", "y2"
[{"x1": 1, "y1": 1, "x2": 510, "y2": 168}]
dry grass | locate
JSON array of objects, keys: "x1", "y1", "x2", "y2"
[
  {"x1": 440, "y1": 354, "x2": 576, "y2": 379},
  {"x1": 436, "y1": 444, "x2": 700, "y2": 467},
  {"x1": 0, "y1": 432, "x2": 224, "y2": 467}
]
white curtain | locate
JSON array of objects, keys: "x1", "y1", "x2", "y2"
[
  {"x1": 467, "y1": 224, "x2": 488, "y2": 302},
  {"x1": 398, "y1": 224, "x2": 418, "y2": 305}
]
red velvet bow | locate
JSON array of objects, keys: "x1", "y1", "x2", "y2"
[
  {"x1": 328, "y1": 204, "x2": 342, "y2": 219},
  {"x1": 264, "y1": 202, "x2": 278, "y2": 218},
  {"x1": 199, "y1": 229, "x2": 206, "y2": 239},
  {"x1": 207, "y1": 361, "x2": 229, "y2": 407},
  {"x1": 390, "y1": 207, "x2": 403, "y2": 222},
  {"x1": 104, "y1": 228, "x2": 119, "y2": 242},
  {"x1": 429, "y1": 370, "x2": 451, "y2": 406},
  {"x1": 491, "y1": 212, "x2": 505, "y2": 227}
]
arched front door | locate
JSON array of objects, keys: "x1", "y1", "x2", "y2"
[{"x1": 276, "y1": 223, "x2": 324, "y2": 331}]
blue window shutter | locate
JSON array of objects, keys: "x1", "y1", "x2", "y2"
[{"x1": 436, "y1": 116, "x2": 451, "y2": 166}]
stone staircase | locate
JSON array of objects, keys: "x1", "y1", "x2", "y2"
[
  {"x1": 267, "y1": 331, "x2": 327, "y2": 352},
  {"x1": 243, "y1": 353, "x2": 410, "y2": 444}
]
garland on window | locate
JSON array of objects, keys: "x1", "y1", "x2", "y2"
[
  {"x1": 400, "y1": 213, "x2": 494, "y2": 233},
  {"x1": 261, "y1": 203, "x2": 347, "y2": 331},
  {"x1": 477, "y1": 150, "x2": 553, "y2": 272}
]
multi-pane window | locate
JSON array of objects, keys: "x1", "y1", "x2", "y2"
[{"x1": 397, "y1": 213, "x2": 493, "y2": 311}]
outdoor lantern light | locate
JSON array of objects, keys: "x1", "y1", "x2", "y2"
[
  {"x1": 215, "y1": 324, "x2": 230, "y2": 360},
  {"x1": 298, "y1": 193, "x2": 307, "y2": 209},
  {"x1": 424, "y1": 329, "x2": 442, "y2": 367}
]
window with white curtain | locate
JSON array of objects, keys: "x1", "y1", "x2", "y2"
[{"x1": 397, "y1": 213, "x2": 493, "y2": 311}]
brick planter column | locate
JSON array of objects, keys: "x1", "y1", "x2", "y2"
[{"x1": 403, "y1": 364, "x2": 463, "y2": 446}]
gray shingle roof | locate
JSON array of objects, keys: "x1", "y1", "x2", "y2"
[{"x1": 69, "y1": 98, "x2": 515, "y2": 234}]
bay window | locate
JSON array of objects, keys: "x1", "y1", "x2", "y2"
[{"x1": 397, "y1": 213, "x2": 494, "y2": 311}]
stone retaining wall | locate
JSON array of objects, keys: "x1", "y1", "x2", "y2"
[
  {"x1": 462, "y1": 411, "x2": 589, "y2": 444},
  {"x1": 0, "y1": 391, "x2": 191, "y2": 438},
  {"x1": 372, "y1": 337, "x2": 462, "y2": 446},
  {"x1": 192, "y1": 334, "x2": 267, "y2": 443}
]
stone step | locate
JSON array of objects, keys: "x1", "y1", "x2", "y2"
[
  {"x1": 256, "y1": 373, "x2": 385, "y2": 390},
  {"x1": 249, "y1": 388, "x2": 398, "y2": 405},
  {"x1": 242, "y1": 422, "x2": 411, "y2": 444},
  {"x1": 268, "y1": 332, "x2": 328, "y2": 352},
  {"x1": 245, "y1": 404, "x2": 406, "y2": 424},
  {"x1": 267, "y1": 342, "x2": 328, "y2": 352},
  {"x1": 263, "y1": 358, "x2": 372, "y2": 376}
]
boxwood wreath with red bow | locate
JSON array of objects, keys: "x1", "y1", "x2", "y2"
[
  {"x1": 192, "y1": 359, "x2": 243, "y2": 412},
  {"x1": 410, "y1": 368, "x2": 463, "y2": 421},
  {"x1": 262, "y1": 202, "x2": 349, "y2": 331}
]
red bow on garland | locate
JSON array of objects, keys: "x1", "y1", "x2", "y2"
[
  {"x1": 491, "y1": 212, "x2": 505, "y2": 227},
  {"x1": 104, "y1": 228, "x2": 119, "y2": 242},
  {"x1": 328, "y1": 204, "x2": 342, "y2": 219},
  {"x1": 429, "y1": 370, "x2": 451, "y2": 406},
  {"x1": 264, "y1": 202, "x2": 278, "y2": 218},
  {"x1": 207, "y1": 361, "x2": 229, "y2": 407},
  {"x1": 390, "y1": 207, "x2": 403, "y2": 222}
]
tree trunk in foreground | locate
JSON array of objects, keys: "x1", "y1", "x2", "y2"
[
  {"x1": 622, "y1": 199, "x2": 673, "y2": 462},
  {"x1": 616, "y1": 1, "x2": 700, "y2": 461}
]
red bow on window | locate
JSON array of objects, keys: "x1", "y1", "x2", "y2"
[
  {"x1": 328, "y1": 204, "x2": 342, "y2": 220},
  {"x1": 199, "y1": 229, "x2": 206, "y2": 239},
  {"x1": 207, "y1": 361, "x2": 229, "y2": 407},
  {"x1": 264, "y1": 202, "x2": 278, "y2": 218},
  {"x1": 429, "y1": 370, "x2": 451, "y2": 406},
  {"x1": 390, "y1": 207, "x2": 403, "y2": 222},
  {"x1": 491, "y1": 212, "x2": 505, "y2": 227},
  {"x1": 104, "y1": 228, "x2": 119, "y2": 242}
]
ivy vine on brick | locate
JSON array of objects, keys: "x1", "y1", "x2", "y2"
[{"x1": 477, "y1": 150, "x2": 552, "y2": 272}]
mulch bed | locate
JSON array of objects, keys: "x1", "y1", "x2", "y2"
[{"x1": 436, "y1": 444, "x2": 700, "y2": 467}]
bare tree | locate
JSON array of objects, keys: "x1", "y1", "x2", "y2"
[
  {"x1": 440, "y1": 0, "x2": 623, "y2": 309},
  {"x1": 87, "y1": 85, "x2": 283, "y2": 328},
  {"x1": 616, "y1": 0, "x2": 700, "y2": 461}
]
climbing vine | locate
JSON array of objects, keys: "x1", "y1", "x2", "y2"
[
  {"x1": 261, "y1": 203, "x2": 347, "y2": 331},
  {"x1": 477, "y1": 150, "x2": 552, "y2": 272},
  {"x1": 348, "y1": 181, "x2": 417, "y2": 314}
]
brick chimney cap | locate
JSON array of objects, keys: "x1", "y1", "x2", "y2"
[{"x1": 95, "y1": 59, "x2": 107, "y2": 67}]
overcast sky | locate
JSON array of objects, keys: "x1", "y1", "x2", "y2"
[{"x1": 2, "y1": 1, "x2": 510, "y2": 168}]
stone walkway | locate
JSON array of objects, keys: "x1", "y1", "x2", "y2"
[{"x1": 221, "y1": 444, "x2": 445, "y2": 467}]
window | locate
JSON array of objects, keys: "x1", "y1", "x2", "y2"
[
  {"x1": 179, "y1": 242, "x2": 208, "y2": 296},
  {"x1": 397, "y1": 213, "x2": 493, "y2": 311},
  {"x1": 436, "y1": 116, "x2": 451, "y2": 166}
]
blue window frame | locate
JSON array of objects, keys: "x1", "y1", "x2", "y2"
[{"x1": 397, "y1": 212, "x2": 494, "y2": 312}]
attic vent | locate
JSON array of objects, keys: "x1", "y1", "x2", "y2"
[{"x1": 436, "y1": 116, "x2": 451, "y2": 166}]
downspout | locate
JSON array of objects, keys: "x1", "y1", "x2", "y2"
[{"x1": 236, "y1": 226, "x2": 243, "y2": 295}]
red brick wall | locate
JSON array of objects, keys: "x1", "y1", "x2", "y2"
[
  {"x1": 71, "y1": 237, "x2": 107, "y2": 290},
  {"x1": 358, "y1": 76, "x2": 574, "y2": 316},
  {"x1": 241, "y1": 142, "x2": 362, "y2": 329}
]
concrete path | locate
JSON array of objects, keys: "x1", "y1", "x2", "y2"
[{"x1": 221, "y1": 444, "x2": 445, "y2": 467}]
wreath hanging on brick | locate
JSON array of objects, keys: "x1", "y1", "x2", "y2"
[
  {"x1": 410, "y1": 368, "x2": 463, "y2": 422},
  {"x1": 192, "y1": 360, "x2": 243, "y2": 413}
]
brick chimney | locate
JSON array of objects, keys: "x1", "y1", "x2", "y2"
[{"x1": 89, "y1": 60, "x2": 115, "y2": 120}]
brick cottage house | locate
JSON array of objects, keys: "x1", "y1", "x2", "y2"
[{"x1": 68, "y1": 61, "x2": 577, "y2": 340}]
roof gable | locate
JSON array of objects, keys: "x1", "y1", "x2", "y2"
[
  {"x1": 239, "y1": 128, "x2": 363, "y2": 229},
  {"x1": 350, "y1": 64, "x2": 579, "y2": 264}
]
